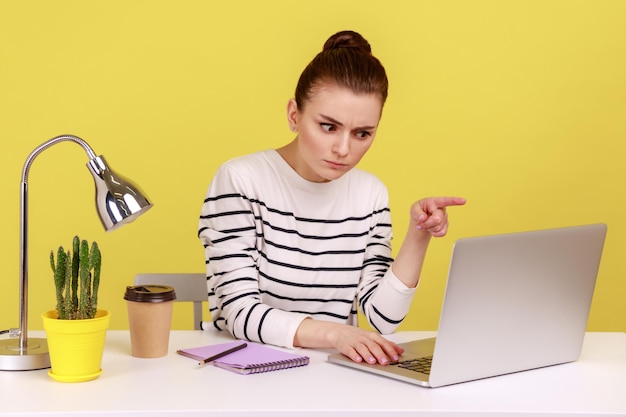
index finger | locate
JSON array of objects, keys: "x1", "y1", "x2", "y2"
[{"x1": 432, "y1": 196, "x2": 466, "y2": 209}]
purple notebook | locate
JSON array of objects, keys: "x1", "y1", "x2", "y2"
[{"x1": 177, "y1": 341, "x2": 309, "y2": 374}]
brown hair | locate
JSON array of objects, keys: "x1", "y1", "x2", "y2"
[{"x1": 294, "y1": 30, "x2": 388, "y2": 109}]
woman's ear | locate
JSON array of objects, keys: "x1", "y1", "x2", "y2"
[{"x1": 286, "y1": 99, "x2": 298, "y2": 132}]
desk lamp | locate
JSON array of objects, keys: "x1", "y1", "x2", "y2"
[{"x1": 0, "y1": 134, "x2": 153, "y2": 371}]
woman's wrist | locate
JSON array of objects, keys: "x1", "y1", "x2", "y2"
[{"x1": 294, "y1": 318, "x2": 342, "y2": 349}]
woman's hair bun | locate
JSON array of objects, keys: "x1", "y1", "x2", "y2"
[
  {"x1": 323, "y1": 30, "x2": 372, "y2": 54},
  {"x1": 295, "y1": 29, "x2": 388, "y2": 108}
]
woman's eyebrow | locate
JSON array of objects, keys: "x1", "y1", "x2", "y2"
[
  {"x1": 319, "y1": 113, "x2": 376, "y2": 131},
  {"x1": 319, "y1": 113, "x2": 343, "y2": 126}
]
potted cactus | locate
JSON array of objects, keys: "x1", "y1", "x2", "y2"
[
  {"x1": 50, "y1": 236, "x2": 102, "y2": 319},
  {"x1": 41, "y1": 236, "x2": 111, "y2": 382}
]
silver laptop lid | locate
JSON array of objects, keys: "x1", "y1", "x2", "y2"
[
  {"x1": 327, "y1": 224, "x2": 607, "y2": 388},
  {"x1": 428, "y1": 223, "x2": 607, "y2": 387}
]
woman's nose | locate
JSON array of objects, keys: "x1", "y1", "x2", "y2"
[{"x1": 332, "y1": 134, "x2": 350, "y2": 156}]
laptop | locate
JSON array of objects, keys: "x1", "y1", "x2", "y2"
[{"x1": 328, "y1": 223, "x2": 607, "y2": 387}]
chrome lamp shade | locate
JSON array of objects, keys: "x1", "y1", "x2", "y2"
[
  {"x1": 88, "y1": 155, "x2": 153, "y2": 231},
  {"x1": 0, "y1": 135, "x2": 153, "y2": 371}
]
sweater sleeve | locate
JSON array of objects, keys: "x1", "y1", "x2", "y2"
[
  {"x1": 198, "y1": 162, "x2": 308, "y2": 348},
  {"x1": 357, "y1": 188, "x2": 417, "y2": 334}
]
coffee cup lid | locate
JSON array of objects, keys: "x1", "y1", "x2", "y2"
[{"x1": 124, "y1": 285, "x2": 177, "y2": 303}]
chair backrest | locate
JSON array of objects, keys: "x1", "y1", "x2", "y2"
[{"x1": 133, "y1": 273, "x2": 207, "y2": 330}]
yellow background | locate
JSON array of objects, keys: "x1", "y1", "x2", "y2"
[{"x1": 1, "y1": 1, "x2": 624, "y2": 332}]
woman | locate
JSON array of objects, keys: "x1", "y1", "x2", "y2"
[{"x1": 198, "y1": 30, "x2": 465, "y2": 365}]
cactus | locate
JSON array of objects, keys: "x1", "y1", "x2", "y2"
[
  {"x1": 63, "y1": 254, "x2": 72, "y2": 319},
  {"x1": 71, "y1": 236, "x2": 80, "y2": 313},
  {"x1": 49, "y1": 236, "x2": 102, "y2": 320},
  {"x1": 89, "y1": 241, "x2": 101, "y2": 319},
  {"x1": 78, "y1": 239, "x2": 90, "y2": 319},
  {"x1": 51, "y1": 247, "x2": 67, "y2": 319}
]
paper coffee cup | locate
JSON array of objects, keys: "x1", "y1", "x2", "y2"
[{"x1": 124, "y1": 285, "x2": 176, "y2": 358}]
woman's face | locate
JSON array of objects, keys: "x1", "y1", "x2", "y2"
[{"x1": 286, "y1": 84, "x2": 383, "y2": 183}]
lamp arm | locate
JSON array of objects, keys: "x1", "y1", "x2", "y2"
[
  {"x1": 21, "y1": 135, "x2": 97, "y2": 182},
  {"x1": 19, "y1": 135, "x2": 97, "y2": 350}
]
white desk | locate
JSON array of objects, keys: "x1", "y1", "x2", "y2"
[{"x1": 1, "y1": 331, "x2": 625, "y2": 416}]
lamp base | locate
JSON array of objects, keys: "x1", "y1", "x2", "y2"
[{"x1": 0, "y1": 338, "x2": 51, "y2": 371}]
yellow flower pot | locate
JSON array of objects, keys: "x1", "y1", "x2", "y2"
[{"x1": 41, "y1": 309, "x2": 111, "y2": 383}]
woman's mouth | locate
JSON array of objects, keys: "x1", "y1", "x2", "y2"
[{"x1": 325, "y1": 160, "x2": 347, "y2": 169}]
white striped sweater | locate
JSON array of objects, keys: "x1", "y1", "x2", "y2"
[{"x1": 198, "y1": 150, "x2": 415, "y2": 348}]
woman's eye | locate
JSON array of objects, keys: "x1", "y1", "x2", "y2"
[
  {"x1": 320, "y1": 123, "x2": 335, "y2": 132},
  {"x1": 356, "y1": 131, "x2": 372, "y2": 139}
]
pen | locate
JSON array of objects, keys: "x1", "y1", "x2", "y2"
[{"x1": 198, "y1": 342, "x2": 247, "y2": 366}]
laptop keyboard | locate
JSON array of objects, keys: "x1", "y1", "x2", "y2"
[{"x1": 395, "y1": 356, "x2": 433, "y2": 375}]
